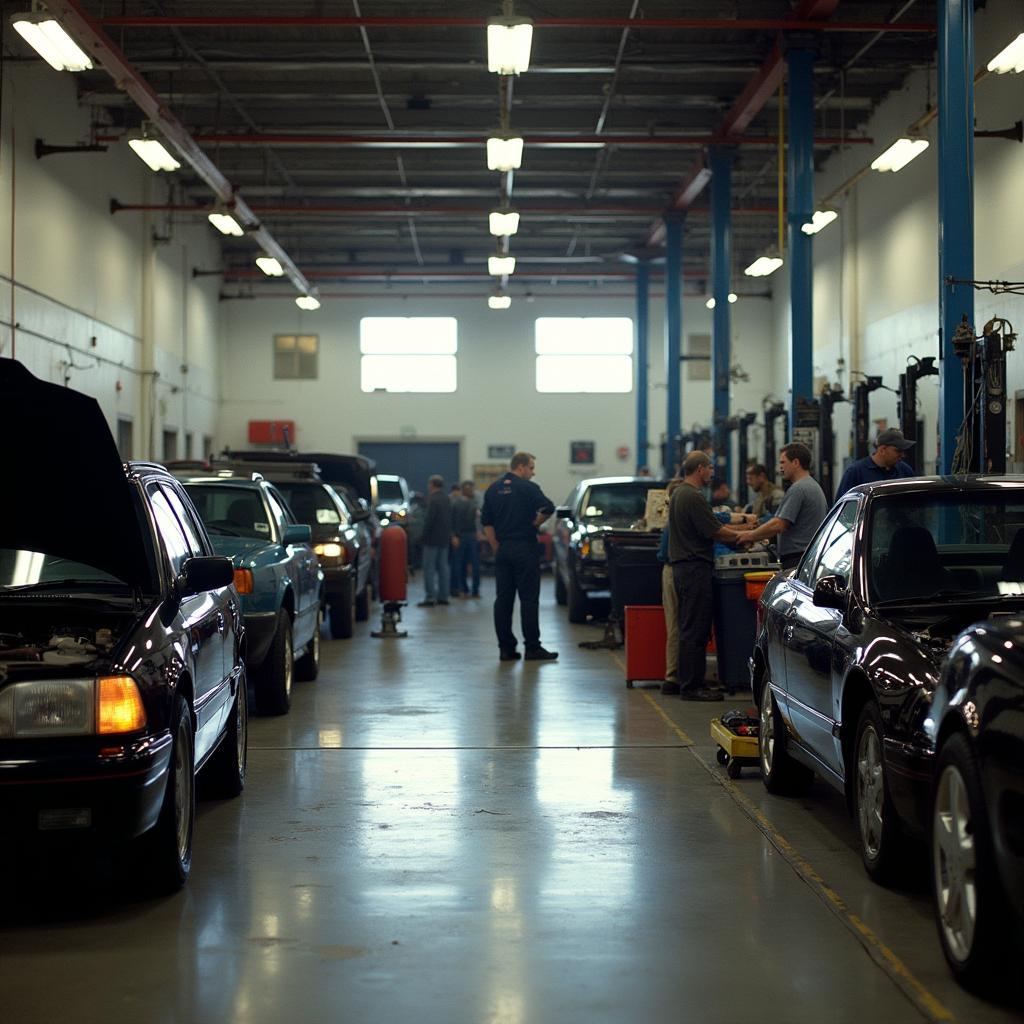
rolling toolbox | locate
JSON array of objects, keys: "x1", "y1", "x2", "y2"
[{"x1": 623, "y1": 604, "x2": 665, "y2": 688}]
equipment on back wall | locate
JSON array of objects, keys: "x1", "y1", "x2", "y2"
[
  {"x1": 763, "y1": 401, "x2": 786, "y2": 474},
  {"x1": 897, "y1": 356, "x2": 938, "y2": 473},
  {"x1": 793, "y1": 385, "x2": 844, "y2": 504},
  {"x1": 851, "y1": 375, "x2": 884, "y2": 460},
  {"x1": 732, "y1": 412, "x2": 757, "y2": 505}
]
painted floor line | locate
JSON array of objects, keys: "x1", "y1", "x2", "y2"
[{"x1": 248, "y1": 743, "x2": 692, "y2": 751}]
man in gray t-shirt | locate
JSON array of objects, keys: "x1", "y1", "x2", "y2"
[{"x1": 741, "y1": 443, "x2": 828, "y2": 570}]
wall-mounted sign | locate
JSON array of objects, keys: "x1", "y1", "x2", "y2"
[
  {"x1": 248, "y1": 420, "x2": 296, "y2": 445},
  {"x1": 488, "y1": 444, "x2": 516, "y2": 460},
  {"x1": 570, "y1": 441, "x2": 595, "y2": 464}
]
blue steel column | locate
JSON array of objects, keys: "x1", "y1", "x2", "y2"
[
  {"x1": 710, "y1": 146, "x2": 734, "y2": 491},
  {"x1": 938, "y1": 1, "x2": 973, "y2": 472},
  {"x1": 634, "y1": 261, "x2": 650, "y2": 473},
  {"x1": 787, "y1": 47, "x2": 815, "y2": 435},
  {"x1": 664, "y1": 213, "x2": 684, "y2": 468}
]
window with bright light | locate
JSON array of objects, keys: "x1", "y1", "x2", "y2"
[
  {"x1": 360, "y1": 317, "x2": 458, "y2": 393},
  {"x1": 274, "y1": 334, "x2": 318, "y2": 379},
  {"x1": 534, "y1": 318, "x2": 633, "y2": 393}
]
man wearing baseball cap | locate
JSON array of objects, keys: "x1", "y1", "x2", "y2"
[{"x1": 835, "y1": 427, "x2": 916, "y2": 498}]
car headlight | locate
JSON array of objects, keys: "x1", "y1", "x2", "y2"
[
  {"x1": 0, "y1": 675, "x2": 146, "y2": 738},
  {"x1": 314, "y1": 542, "x2": 345, "y2": 562},
  {"x1": 590, "y1": 537, "x2": 606, "y2": 559}
]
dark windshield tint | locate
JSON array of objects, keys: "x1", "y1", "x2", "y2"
[
  {"x1": 183, "y1": 485, "x2": 273, "y2": 541},
  {"x1": 377, "y1": 478, "x2": 405, "y2": 501},
  {"x1": 275, "y1": 482, "x2": 344, "y2": 526},
  {"x1": 580, "y1": 483, "x2": 664, "y2": 522},
  {"x1": 0, "y1": 549, "x2": 126, "y2": 588},
  {"x1": 869, "y1": 490, "x2": 1024, "y2": 603}
]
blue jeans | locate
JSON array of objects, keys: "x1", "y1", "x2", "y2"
[
  {"x1": 453, "y1": 532, "x2": 481, "y2": 595},
  {"x1": 422, "y1": 545, "x2": 450, "y2": 601}
]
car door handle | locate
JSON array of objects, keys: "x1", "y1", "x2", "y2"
[
  {"x1": 784, "y1": 624, "x2": 795, "y2": 642},
  {"x1": 216, "y1": 613, "x2": 226, "y2": 635}
]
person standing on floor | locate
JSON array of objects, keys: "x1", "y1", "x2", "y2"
[
  {"x1": 834, "y1": 427, "x2": 915, "y2": 499},
  {"x1": 482, "y1": 451, "x2": 557, "y2": 662},
  {"x1": 452, "y1": 479, "x2": 482, "y2": 597},
  {"x1": 419, "y1": 474, "x2": 454, "y2": 607},
  {"x1": 665, "y1": 451, "x2": 746, "y2": 702},
  {"x1": 745, "y1": 463, "x2": 785, "y2": 520},
  {"x1": 741, "y1": 442, "x2": 828, "y2": 570},
  {"x1": 656, "y1": 478, "x2": 683, "y2": 692}
]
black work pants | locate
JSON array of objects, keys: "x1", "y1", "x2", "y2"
[
  {"x1": 493, "y1": 540, "x2": 541, "y2": 651},
  {"x1": 672, "y1": 560, "x2": 714, "y2": 692}
]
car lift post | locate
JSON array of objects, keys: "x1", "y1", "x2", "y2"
[
  {"x1": 817, "y1": 386, "x2": 845, "y2": 504},
  {"x1": 851, "y1": 375, "x2": 883, "y2": 459},
  {"x1": 763, "y1": 401, "x2": 786, "y2": 474},
  {"x1": 735, "y1": 412, "x2": 757, "y2": 505},
  {"x1": 897, "y1": 357, "x2": 938, "y2": 473}
]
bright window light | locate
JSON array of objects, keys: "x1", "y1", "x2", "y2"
[
  {"x1": 488, "y1": 255, "x2": 516, "y2": 276},
  {"x1": 801, "y1": 210, "x2": 838, "y2": 235},
  {"x1": 489, "y1": 210, "x2": 521, "y2": 237},
  {"x1": 488, "y1": 295, "x2": 512, "y2": 310},
  {"x1": 360, "y1": 317, "x2": 458, "y2": 393},
  {"x1": 487, "y1": 18, "x2": 534, "y2": 75},
  {"x1": 208, "y1": 212, "x2": 244, "y2": 236},
  {"x1": 11, "y1": 13, "x2": 92, "y2": 71},
  {"x1": 256, "y1": 256, "x2": 284, "y2": 276},
  {"x1": 744, "y1": 255, "x2": 784, "y2": 278},
  {"x1": 987, "y1": 32, "x2": 1024, "y2": 74},
  {"x1": 486, "y1": 134, "x2": 524, "y2": 171},
  {"x1": 127, "y1": 137, "x2": 180, "y2": 172},
  {"x1": 705, "y1": 293, "x2": 738, "y2": 309},
  {"x1": 870, "y1": 138, "x2": 929, "y2": 173},
  {"x1": 295, "y1": 295, "x2": 321, "y2": 311},
  {"x1": 535, "y1": 318, "x2": 633, "y2": 393}
]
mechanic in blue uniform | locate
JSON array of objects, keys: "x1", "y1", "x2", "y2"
[
  {"x1": 835, "y1": 427, "x2": 915, "y2": 499},
  {"x1": 482, "y1": 451, "x2": 558, "y2": 662}
]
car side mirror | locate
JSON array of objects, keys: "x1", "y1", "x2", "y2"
[
  {"x1": 351, "y1": 507, "x2": 371, "y2": 523},
  {"x1": 812, "y1": 574, "x2": 847, "y2": 610},
  {"x1": 283, "y1": 524, "x2": 313, "y2": 545},
  {"x1": 555, "y1": 506, "x2": 572, "y2": 519},
  {"x1": 179, "y1": 556, "x2": 234, "y2": 596}
]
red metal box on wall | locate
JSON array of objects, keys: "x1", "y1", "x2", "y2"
[{"x1": 248, "y1": 420, "x2": 296, "y2": 445}]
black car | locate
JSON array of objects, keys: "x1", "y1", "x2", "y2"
[
  {"x1": 0, "y1": 359, "x2": 245, "y2": 892},
  {"x1": 927, "y1": 618, "x2": 1024, "y2": 991},
  {"x1": 375, "y1": 473, "x2": 412, "y2": 528},
  {"x1": 751, "y1": 475, "x2": 1024, "y2": 884},
  {"x1": 553, "y1": 476, "x2": 668, "y2": 622}
]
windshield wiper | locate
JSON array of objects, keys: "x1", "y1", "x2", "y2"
[
  {"x1": 876, "y1": 589, "x2": 1013, "y2": 608},
  {"x1": 2, "y1": 578, "x2": 129, "y2": 594}
]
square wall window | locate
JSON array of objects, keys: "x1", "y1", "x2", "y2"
[
  {"x1": 274, "y1": 334, "x2": 319, "y2": 380},
  {"x1": 534, "y1": 318, "x2": 633, "y2": 393},
  {"x1": 360, "y1": 317, "x2": 457, "y2": 393}
]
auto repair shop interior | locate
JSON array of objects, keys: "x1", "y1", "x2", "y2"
[{"x1": 2, "y1": 2, "x2": 1024, "y2": 1022}]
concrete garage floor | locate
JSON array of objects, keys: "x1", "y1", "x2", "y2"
[{"x1": 2, "y1": 578, "x2": 1020, "y2": 1024}]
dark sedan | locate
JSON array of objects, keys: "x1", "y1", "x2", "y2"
[
  {"x1": 751, "y1": 475, "x2": 1024, "y2": 884},
  {"x1": 553, "y1": 476, "x2": 667, "y2": 622},
  {"x1": 927, "y1": 618, "x2": 1024, "y2": 991},
  {"x1": 0, "y1": 359, "x2": 246, "y2": 892}
]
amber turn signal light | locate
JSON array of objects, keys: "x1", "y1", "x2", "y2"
[
  {"x1": 233, "y1": 568, "x2": 254, "y2": 594},
  {"x1": 97, "y1": 675, "x2": 147, "y2": 734}
]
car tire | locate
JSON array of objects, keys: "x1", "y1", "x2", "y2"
[
  {"x1": 854, "y1": 701, "x2": 907, "y2": 884},
  {"x1": 758, "y1": 681, "x2": 813, "y2": 795},
  {"x1": 566, "y1": 567, "x2": 588, "y2": 624},
  {"x1": 141, "y1": 693, "x2": 195, "y2": 893},
  {"x1": 329, "y1": 575, "x2": 355, "y2": 640},
  {"x1": 932, "y1": 732, "x2": 1010, "y2": 991},
  {"x1": 355, "y1": 580, "x2": 370, "y2": 622},
  {"x1": 204, "y1": 669, "x2": 248, "y2": 798},
  {"x1": 555, "y1": 570, "x2": 567, "y2": 606},
  {"x1": 256, "y1": 610, "x2": 293, "y2": 716},
  {"x1": 295, "y1": 608, "x2": 322, "y2": 681}
]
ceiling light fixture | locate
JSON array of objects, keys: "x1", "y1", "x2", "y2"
[
  {"x1": 208, "y1": 212, "x2": 244, "y2": 236},
  {"x1": 987, "y1": 32, "x2": 1024, "y2": 74},
  {"x1": 295, "y1": 295, "x2": 321, "y2": 311},
  {"x1": 870, "y1": 137, "x2": 929, "y2": 173},
  {"x1": 487, "y1": 17, "x2": 534, "y2": 75},
  {"x1": 126, "y1": 134, "x2": 180, "y2": 173},
  {"x1": 488, "y1": 255, "x2": 516, "y2": 276},
  {"x1": 489, "y1": 210, "x2": 520, "y2": 237},
  {"x1": 705, "y1": 293, "x2": 738, "y2": 309},
  {"x1": 488, "y1": 294, "x2": 512, "y2": 310},
  {"x1": 486, "y1": 133, "x2": 524, "y2": 171},
  {"x1": 801, "y1": 209, "x2": 839, "y2": 235},
  {"x1": 11, "y1": 12, "x2": 92, "y2": 71},
  {"x1": 744, "y1": 254, "x2": 784, "y2": 278},
  {"x1": 256, "y1": 256, "x2": 284, "y2": 277}
]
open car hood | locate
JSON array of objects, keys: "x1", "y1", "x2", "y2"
[
  {"x1": 0, "y1": 359, "x2": 152, "y2": 588},
  {"x1": 302, "y1": 452, "x2": 376, "y2": 505}
]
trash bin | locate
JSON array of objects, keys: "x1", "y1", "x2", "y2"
[
  {"x1": 712, "y1": 553, "x2": 779, "y2": 692},
  {"x1": 605, "y1": 531, "x2": 662, "y2": 637}
]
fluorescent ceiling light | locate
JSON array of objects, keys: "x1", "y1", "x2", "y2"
[
  {"x1": 487, "y1": 18, "x2": 534, "y2": 75},
  {"x1": 488, "y1": 255, "x2": 516, "y2": 276},
  {"x1": 296, "y1": 295, "x2": 321, "y2": 311},
  {"x1": 488, "y1": 295, "x2": 512, "y2": 310},
  {"x1": 744, "y1": 255, "x2": 784, "y2": 278},
  {"x1": 256, "y1": 256, "x2": 284, "y2": 277},
  {"x1": 705, "y1": 293, "x2": 738, "y2": 309},
  {"x1": 870, "y1": 138, "x2": 929, "y2": 173},
  {"x1": 987, "y1": 32, "x2": 1024, "y2": 74},
  {"x1": 489, "y1": 210, "x2": 521, "y2": 237},
  {"x1": 486, "y1": 134, "x2": 524, "y2": 171},
  {"x1": 208, "y1": 212, "x2": 244, "y2": 236},
  {"x1": 11, "y1": 13, "x2": 92, "y2": 71},
  {"x1": 127, "y1": 137, "x2": 180, "y2": 173},
  {"x1": 801, "y1": 209, "x2": 838, "y2": 235}
]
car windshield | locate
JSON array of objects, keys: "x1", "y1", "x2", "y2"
[
  {"x1": 869, "y1": 490, "x2": 1024, "y2": 604},
  {"x1": 183, "y1": 485, "x2": 273, "y2": 540},
  {"x1": 274, "y1": 482, "x2": 343, "y2": 526},
  {"x1": 0, "y1": 549, "x2": 127, "y2": 590},
  {"x1": 377, "y1": 478, "x2": 405, "y2": 501},
  {"x1": 580, "y1": 483, "x2": 662, "y2": 523}
]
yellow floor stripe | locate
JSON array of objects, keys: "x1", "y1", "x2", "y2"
[{"x1": 609, "y1": 652, "x2": 694, "y2": 746}]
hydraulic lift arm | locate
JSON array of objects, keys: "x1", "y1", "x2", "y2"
[{"x1": 897, "y1": 357, "x2": 938, "y2": 474}]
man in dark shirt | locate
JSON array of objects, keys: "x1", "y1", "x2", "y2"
[
  {"x1": 451, "y1": 480, "x2": 481, "y2": 597},
  {"x1": 482, "y1": 451, "x2": 557, "y2": 661},
  {"x1": 419, "y1": 474, "x2": 454, "y2": 607},
  {"x1": 665, "y1": 450, "x2": 745, "y2": 701},
  {"x1": 835, "y1": 427, "x2": 915, "y2": 499}
]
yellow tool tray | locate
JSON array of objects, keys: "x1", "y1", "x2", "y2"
[{"x1": 710, "y1": 717, "x2": 759, "y2": 760}]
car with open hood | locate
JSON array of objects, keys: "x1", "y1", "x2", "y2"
[{"x1": 0, "y1": 359, "x2": 245, "y2": 892}]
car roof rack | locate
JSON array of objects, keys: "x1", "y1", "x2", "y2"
[{"x1": 214, "y1": 457, "x2": 322, "y2": 480}]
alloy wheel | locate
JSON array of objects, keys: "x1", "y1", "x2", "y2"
[
  {"x1": 236, "y1": 679, "x2": 248, "y2": 774},
  {"x1": 933, "y1": 763, "x2": 977, "y2": 963},
  {"x1": 857, "y1": 722, "x2": 885, "y2": 859},
  {"x1": 174, "y1": 716, "x2": 194, "y2": 863},
  {"x1": 759, "y1": 691, "x2": 775, "y2": 776},
  {"x1": 284, "y1": 629, "x2": 294, "y2": 700}
]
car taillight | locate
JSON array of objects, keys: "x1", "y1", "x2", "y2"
[
  {"x1": 97, "y1": 675, "x2": 147, "y2": 734},
  {"x1": 233, "y1": 568, "x2": 254, "y2": 594}
]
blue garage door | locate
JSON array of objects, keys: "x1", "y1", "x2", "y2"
[{"x1": 358, "y1": 441, "x2": 461, "y2": 496}]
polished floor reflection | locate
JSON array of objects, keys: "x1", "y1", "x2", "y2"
[{"x1": 2, "y1": 579, "x2": 1017, "y2": 1023}]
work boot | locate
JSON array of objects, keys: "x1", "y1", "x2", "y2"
[
  {"x1": 660, "y1": 681, "x2": 681, "y2": 695},
  {"x1": 524, "y1": 646, "x2": 558, "y2": 661},
  {"x1": 499, "y1": 648, "x2": 521, "y2": 661},
  {"x1": 416, "y1": 599, "x2": 435, "y2": 607},
  {"x1": 680, "y1": 687, "x2": 724, "y2": 702}
]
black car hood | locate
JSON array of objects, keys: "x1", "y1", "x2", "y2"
[
  {"x1": 0, "y1": 359, "x2": 152, "y2": 588},
  {"x1": 303, "y1": 453, "x2": 376, "y2": 504}
]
